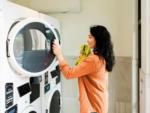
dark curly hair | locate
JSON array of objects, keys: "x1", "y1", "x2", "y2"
[{"x1": 90, "y1": 25, "x2": 115, "y2": 72}]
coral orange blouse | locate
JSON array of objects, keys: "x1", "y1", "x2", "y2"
[{"x1": 59, "y1": 54, "x2": 108, "y2": 113}]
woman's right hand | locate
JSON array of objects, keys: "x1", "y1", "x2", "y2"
[{"x1": 52, "y1": 39, "x2": 62, "y2": 57}]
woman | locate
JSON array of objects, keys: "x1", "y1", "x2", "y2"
[{"x1": 52, "y1": 25, "x2": 115, "y2": 113}]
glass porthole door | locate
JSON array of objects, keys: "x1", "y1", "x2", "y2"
[{"x1": 7, "y1": 18, "x2": 59, "y2": 77}]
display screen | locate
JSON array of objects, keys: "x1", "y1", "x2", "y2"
[{"x1": 17, "y1": 83, "x2": 31, "y2": 97}]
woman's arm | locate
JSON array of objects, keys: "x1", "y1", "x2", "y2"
[{"x1": 52, "y1": 40, "x2": 97, "y2": 79}]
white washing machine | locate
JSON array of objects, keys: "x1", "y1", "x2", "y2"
[
  {"x1": 41, "y1": 63, "x2": 62, "y2": 113},
  {"x1": 46, "y1": 82, "x2": 61, "y2": 113},
  {"x1": 39, "y1": 14, "x2": 62, "y2": 113},
  {"x1": 0, "y1": 1, "x2": 59, "y2": 113}
]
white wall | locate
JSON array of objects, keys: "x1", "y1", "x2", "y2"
[
  {"x1": 141, "y1": 0, "x2": 150, "y2": 75},
  {"x1": 50, "y1": 0, "x2": 134, "y2": 57}
]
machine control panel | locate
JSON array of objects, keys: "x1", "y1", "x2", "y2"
[
  {"x1": 5, "y1": 83, "x2": 13, "y2": 109},
  {"x1": 50, "y1": 65, "x2": 60, "y2": 78},
  {"x1": 44, "y1": 84, "x2": 50, "y2": 94},
  {"x1": 5, "y1": 105, "x2": 17, "y2": 113},
  {"x1": 56, "y1": 75, "x2": 60, "y2": 84},
  {"x1": 17, "y1": 83, "x2": 31, "y2": 97},
  {"x1": 50, "y1": 65, "x2": 61, "y2": 84},
  {"x1": 45, "y1": 72, "x2": 48, "y2": 85},
  {"x1": 56, "y1": 65, "x2": 60, "y2": 74},
  {"x1": 50, "y1": 70, "x2": 58, "y2": 78}
]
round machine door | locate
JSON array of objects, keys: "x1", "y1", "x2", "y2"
[
  {"x1": 54, "y1": 28, "x2": 61, "y2": 44},
  {"x1": 49, "y1": 90, "x2": 61, "y2": 113},
  {"x1": 22, "y1": 106, "x2": 38, "y2": 113},
  {"x1": 7, "y1": 18, "x2": 59, "y2": 77}
]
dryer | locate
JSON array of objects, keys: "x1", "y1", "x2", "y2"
[
  {"x1": 39, "y1": 13, "x2": 62, "y2": 113},
  {"x1": 0, "y1": 1, "x2": 59, "y2": 113}
]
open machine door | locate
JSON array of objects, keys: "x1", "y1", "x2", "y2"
[{"x1": 7, "y1": 18, "x2": 59, "y2": 77}]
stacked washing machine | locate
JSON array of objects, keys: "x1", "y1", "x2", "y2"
[
  {"x1": 40, "y1": 14, "x2": 62, "y2": 113},
  {"x1": 0, "y1": 1, "x2": 61, "y2": 113}
]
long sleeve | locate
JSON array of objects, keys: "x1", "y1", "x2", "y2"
[
  {"x1": 59, "y1": 55, "x2": 97, "y2": 79},
  {"x1": 59, "y1": 54, "x2": 108, "y2": 113}
]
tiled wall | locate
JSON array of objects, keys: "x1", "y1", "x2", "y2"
[
  {"x1": 61, "y1": 56, "x2": 132, "y2": 113},
  {"x1": 108, "y1": 57, "x2": 132, "y2": 113}
]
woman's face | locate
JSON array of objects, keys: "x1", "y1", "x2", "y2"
[{"x1": 87, "y1": 33, "x2": 96, "y2": 49}]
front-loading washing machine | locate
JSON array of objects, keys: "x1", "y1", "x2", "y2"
[
  {"x1": 41, "y1": 63, "x2": 62, "y2": 113},
  {"x1": 0, "y1": 1, "x2": 60, "y2": 113}
]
